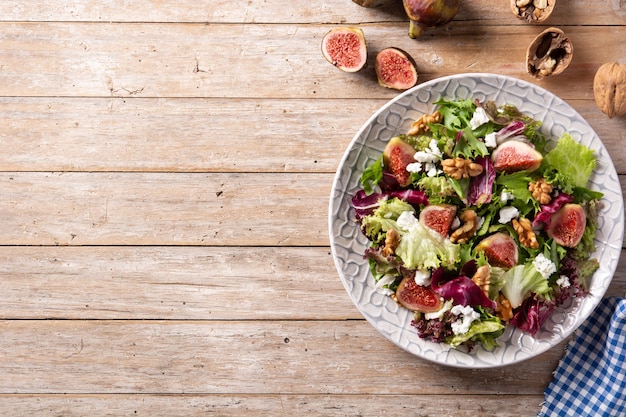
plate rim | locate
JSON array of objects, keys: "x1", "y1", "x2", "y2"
[{"x1": 328, "y1": 72, "x2": 625, "y2": 368}]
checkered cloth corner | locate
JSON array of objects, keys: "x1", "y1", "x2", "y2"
[{"x1": 538, "y1": 296, "x2": 626, "y2": 417}]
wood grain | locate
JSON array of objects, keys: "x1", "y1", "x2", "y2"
[{"x1": 2, "y1": 0, "x2": 624, "y2": 415}]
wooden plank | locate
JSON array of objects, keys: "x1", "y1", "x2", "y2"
[
  {"x1": 0, "y1": 23, "x2": 624, "y2": 100},
  {"x1": 1, "y1": 245, "x2": 623, "y2": 321},
  {"x1": 1, "y1": 98, "x2": 624, "y2": 174},
  {"x1": 0, "y1": 172, "x2": 330, "y2": 246},
  {"x1": 0, "y1": 0, "x2": 623, "y2": 25},
  {"x1": 0, "y1": 393, "x2": 546, "y2": 416},
  {"x1": 0, "y1": 320, "x2": 563, "y2": 395},
  {"x1": 0, "y1": 246, "x2": 360, "y2": 320}
]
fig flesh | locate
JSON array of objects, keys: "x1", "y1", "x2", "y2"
[
  {"x1": 475, "y1": 232, "x2": 519, "y2": 269},
  {"x1": 321, "y1": 27, "x2": 367, "y2": 72},
  {"x1": 352, "y1": 0, "x2": 396, "y2": 7},
  {"x1": 403, "y1": 0, "x2": 461, "y2": 38},
  {"x1": 419, "y1": 204, "x2": 457, "y2": 237},
  {"x1": 395, "y1": 276, "x2": 443, "y2": 313},
  {"x1": 383, "y1": 136, "x2": 417, "y2": 187},
  {"x1": 547, "y1": 203, "x2": 586, "y2": 248},
  {"x1": 375, "y1": 47, "x2": 419, "y2": 90},
  {"x1": 491, "y1": 140, "x2": 543, "y2": 173}
]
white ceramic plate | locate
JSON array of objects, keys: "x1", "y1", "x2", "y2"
[{"x1": 328, "y1": 73, "x2": 624, "y2": 368}]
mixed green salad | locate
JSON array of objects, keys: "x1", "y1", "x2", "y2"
[{"x1": 352, "y1": 98, "x2": 603, "y2": 351}]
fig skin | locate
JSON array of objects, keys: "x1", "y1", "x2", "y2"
[
  {"x1": 403, "y1": 0, "x2": 461, "y2": 38},
  {"x1": 396, "y1": 276, "x2": 443, "y2": 313},
  {"x1": 383, "y1": 136, "x2": 417, "y2": 187},
  {"x1": 475, "y1": 232, "x2": 519, "y2": 269},
  {"x1": 547, "y1": 203, "x2": 586, "y2": 248},
  {"x1": 352, "y1": 0, "x2": 396, "y2": 7},
  {"x1": 419, "y1": 204, "x2": 457, "y2": 237},
  {"x1": 375, "y1": 47, "x2": 419, "y2": 90},
  {"x1": 492, "y1": 140, "x2": 543, "y2": 173},
  {"x1": 321, "y1": 27, "x2": 367, "y2": 73}
]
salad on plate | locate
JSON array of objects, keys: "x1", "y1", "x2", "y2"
[{"x1": 352, "y1": 97, "x2": 603, "y2": 351}]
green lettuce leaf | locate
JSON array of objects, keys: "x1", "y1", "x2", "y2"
[
  {"x1": 543, "y1": 134, "x2": 597, "y2": 193},
  {"x1": 395, "y1": 219, "x2": 460, "y2": 270},
  {"x1": 500, "y1": 262, "x2": 552, "y2": 309}
]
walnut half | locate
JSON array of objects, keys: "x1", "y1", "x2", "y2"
[
  {"x1": 441, "y1": 158, "x2": 483, "y2": 180},
  {"x1": 526, "y1": 27, "x2": 573, "y2": 79}
]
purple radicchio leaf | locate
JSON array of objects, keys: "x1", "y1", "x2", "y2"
[
  {"x1": 467, "y1": 156, "x2": 496, "y2": 206},
  {"x1": 531, "y1": 192, "x2": 574, "y2": 229},
  {"x1": 431, "y1": 264, "x2": 497, "y2": 310},
  {"x1": 351, "y1": 189, "x2": 429, "y2": 221}
]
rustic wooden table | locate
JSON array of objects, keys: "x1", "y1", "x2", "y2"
[{"x1": 0, "y1": 1, "x2": 624, "y2": 415}]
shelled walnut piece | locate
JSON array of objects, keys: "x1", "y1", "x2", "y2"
[
  {"x1": 381, "y1": 229, "x2": 400, "y2": 257},
  {"x1": 512, "y1": 217, "x2": 539, "y2": 249},
  {"x1": 526, "y1": 27, "x2": 573, "y2": 79},
  {"x1": 441, "y1": 158, "x2": 483, "y2": 180},
  {"x1": 472, "y1": 265, "x2": 491, "y2": 296},
  {"x1": 496, "y1": 295, "x2": 514, "y2": 322},
  {"x1": 450, "y1": 209, "x2": 478, "y2": 244},
  {"x1": 407, "y1": 111, "x2": 442, "y2": 136},
  {"x1": 510, "y1": 0, "x2": 554, "y2": 23},
  {"x1": 528, "y1": 178, "x2": 553, "y2": 204}
]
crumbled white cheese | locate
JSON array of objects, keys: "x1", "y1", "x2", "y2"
[
  {"x1": 425, "y1": 299, "x2": 453, "y2": 320},
  {"x1": 450, "y1": 305, "x2": 481, "y2": 335},
  {"x1": 414, "y1": 269, "x2": 432, "y2": 286},
  {"x1": 397, "y1": 210, "x2": 419, "y2": 231},
  {"x1": 375, "y1": 274, "x2": 396, "y2": 296},
  {"x1": 500, "y1": 190, "x2": 515, "y2": 202},
  {"x1": 406, "y1": 162, "x2": 422, "y2": 173},
  {"x1": 498, "y1": 206, "x2": 519, "y2": 224},
  {"x1": 556, "y1": 275, "x2": 571, "y2": 288},
  {"x1": 469, "y1": 107, "x2": 490, "y2": 130},
  {"x1": 533, "y1": 253, "x2": 557, "y2": 279},
  {"x1": 451, "y1": 216, "x2": 461, "y2": 230},
  {"x1": 485, "y1": 132, "x2": 497, "y2": 148},
  {"x1": 409, "y1": 139, "x2": 443, "y2": 177}
]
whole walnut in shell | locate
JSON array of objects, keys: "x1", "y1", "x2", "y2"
[{"x1": 593, "y1": 62, "x2": 626, "y2": 118}]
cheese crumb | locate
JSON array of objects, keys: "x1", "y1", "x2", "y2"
[
  {"x1": 500, "y1": 190, "x2": 515, "y2": 202},
  {"x1": 485, "y1": 132, "x2": 497, "y2": 148},
  {"x1": 450, "y1": 305, "x2": 480, "y2": 335},
  {"x1": 533, "y1": 253, "x2": 557, "y2": 279},
  {"x1": 556, "y1": 275, "x2": 571, "y2": 288},
  {"x1": 470, "y1": 107, "x2": 490, "y2": 130},
  {"x1": 414, "y1": 269, "x2": 431, "y2": 286},
  {"x1": 498, "y1": 206, "x2": 519, "y2": 224}
]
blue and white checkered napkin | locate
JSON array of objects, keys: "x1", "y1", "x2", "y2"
[{"x1": 538, "y1": 296, "x2": 626, "y2": 417}]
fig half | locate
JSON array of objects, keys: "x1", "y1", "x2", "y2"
[
  {"x1": 547, "y1": 203, "x2": 586, "y2": 248},
  {"x1": 526, "y1": 27, "x2": 573, "y2": 79},
  {"x1": 395, "y1": 276, "x2": 443, "y2": 313},
  {"x1": 382, "y1": 136, "x2": 417, "y2": 187},
  {"x1": 321, "y1": 27, "x2": 367, "y2": 73},
  {"x1": 375, "y1": 47, "x2": 419, "y2": 90}
]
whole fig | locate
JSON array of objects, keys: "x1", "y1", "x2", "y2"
[
  {"x1": 593, "y1": 62, "x2": 626, "y2": 118},
  {"x1": 403, "y1": 0, "x2": 461, "y2": 38}
]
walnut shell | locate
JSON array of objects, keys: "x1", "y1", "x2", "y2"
[
  {"x1": 511, "y1": 0, "x2": 555, "y2": 23},
  {"x1": 526, "y1": 27, "x2": 572, "y2": 79},
  {"x1": 593, "y1": 62, "x2": 626, "y2": 118}
]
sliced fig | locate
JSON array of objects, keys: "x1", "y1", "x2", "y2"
[
  {"x1": 321, "y1": 27, "x2": 367, "y2": 72},
  {"x1": 395, "y1": 276, "x2": 443, "y2": 313},
  {"x1": 475, "y1": 232, "x2": 519, "y2": 269},
  {"x1": 352, "y1": 0, "x2": 396, "y2": 7},
  {"x1": 419, "y1": 204, "x2": 457, "y2": 237},
  {"x1": 547, "y1": 203, "x2": 586, "y2": 248},
  {"x1": 382, "y1": 136, "x2": 417, "y2": 187},
  {"x1": 375, "y1": 47, "x2": 419, "y2": 90},
  {"x1": 491, "y1": 140, "x2": 543, "y2": 173},
  {"x1": 403, "y1": 0, "x2": 461, "y2": 38}
]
